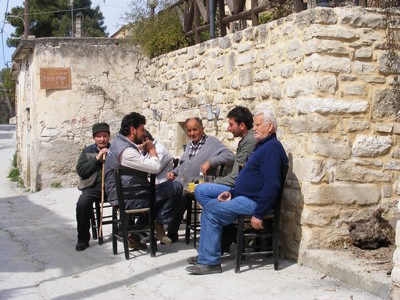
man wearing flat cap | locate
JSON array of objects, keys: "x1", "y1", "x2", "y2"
[{"x1": 75, "y1": 122, "x2": 111, "y2": 251}]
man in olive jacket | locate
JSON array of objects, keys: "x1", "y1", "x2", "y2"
[{"x1": 75, "y1": 122, "x2": 110, "y2": 251}]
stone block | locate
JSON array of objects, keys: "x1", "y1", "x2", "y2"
[
  {"x1": 304, "y1": 54, "x2": 351, "y2": 73},
  {"x1": 355, "y1": 47, "x2": 373, "y2": 59},
  {"x1": 341, "y1": 84, "x2": 366, "y2": 96},
  {"x1": 373, "y1": 89, "x2": 399, "y2": 119},
  {"x1": 287, "y1": 40, "x2": 303, "y2": 60},
  {"x1": 335, "y1": 163, "x2": 391, "y2": 183},
  {"x1": 375, "y1": 124, "x2": 393, "y2": 133},
  {"x1": 254, "y1": 70, "x2": 271, "y2": 82},
  {"x1": 348, "y1": 120, "x2": 369, "y2": 132},
  {"x1": 237, "y1": 42, "x2": 253, "y2": 53},
  {"x1": 353, "y1": 61, "x2": 376, "y2": 74},
  {"x1": 292, "y1": 157, "x2": 325, "y2": 183},
  {"x1": 237, "y1": 53, "x2": 256, "y2": 66},
  {"x1": 297, "y1": 97, "x2": 369, "y2": 114},
  {"x1": 289, "y1": 114, "x2": 336, "y2": 133},
  {"x1": 383, "y1": 161, "x2": 400, "y2": 171},
  {"x1": 301, "y1": 207, "x2": 338, "y2": 226},
  {"x1": 303, "y1": 39, "x2": 350, "y2": 56},
  {"x1": 364, "y1": 76, "x2": 386, "y2": 84},
  {"x1": 308, "y1": 136, "x2": 352, "y2": 159},
  {"x1": 286, "y1": 76, "x2": 337, "y2": 97},
  {"x1": 280, "y1": 64, "x2": 296, "y2": 79},
  {"x1": 302, "y1": 182, "x2": 380, "y2": 205},
  {"x1": 238, "y1": 68, "x2": 253, "y2": 87},
  {"x1": 342, "y1": 8, "x2": 384, "y2": 26},
  {"x1": 352, "y1": 135, "x2": 393, "y2": 157},
  {"x1": 304, "y1": 24, "x2": 359, "y2": 40}
]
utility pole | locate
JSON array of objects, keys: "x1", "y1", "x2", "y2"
[
  {"x1": 24, "y1": 0, "x2": 29, "y2": 38},
  {"x1": 70, "y1": 0, "x2": 74, "y2": 37}
]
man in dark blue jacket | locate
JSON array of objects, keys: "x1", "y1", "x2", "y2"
[{"x1": 186, "y1": 110, "x2": 288, "y2": 274}]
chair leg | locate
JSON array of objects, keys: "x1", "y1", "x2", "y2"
[
  {"x1": 185, "y1": 197, "x2": 193, "y2": 245},
  {"x1": 94, "y1": 201, "x2": 104, "y2": 244},
  {"x1": 122, "y1": 227, "x2": 130, "y2": 260},
  {"x1": 91, "y1": 203, "x2": 98, "y2": 240},
  {"x1": 112, "y1": 208, "x2": 118, "y2": 255},
  {"x1": 273, "y1": 220, "x2": 279, "y2": 270},
  {"x1": 193, "y1": 199, "x2": 198, "y2": 248},
  {"x1": 235, "y1": 216, "x2": 245, "y2": 273}
]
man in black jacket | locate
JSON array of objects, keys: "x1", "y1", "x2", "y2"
[{"x1": 75, "y1": 122, "x2": 110, "y2": 251}]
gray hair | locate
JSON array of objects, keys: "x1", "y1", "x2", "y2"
[{"x1": 254, "y1": 109, "x2": 277, "y2": 131}]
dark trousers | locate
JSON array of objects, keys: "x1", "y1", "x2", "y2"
[{"x1": 76, "y1": 183, "x2": 101, "y2": 244}]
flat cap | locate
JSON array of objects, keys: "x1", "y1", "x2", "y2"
[{"x1": 92, "y1": 122, "x2": 110, "y2": 136}]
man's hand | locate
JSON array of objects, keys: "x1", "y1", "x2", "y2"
[
  {"x1": 201, "y1": 160, "x2": 211, "y2": 175},
  {"x1": 251, "y1": 216, "x2": 264, "y2": 230},
  {"x1": 96, "y1": 148, "x2": 108, "y2": 160},
  {"x1": 218, "y1": 191, "x2": 231, "y2": 202},
  {"x1": 143, "y1": 141, "x2": 158, "y2": 157},
  {"x1": 166, "y1": 172, "x2": 176, "y2": 181}
]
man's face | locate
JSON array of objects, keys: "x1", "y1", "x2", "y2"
[
  {"x1": 253, "y1": 114, "x2": 273, "y2": 141},
  {"x1": 93, "y1": 131, "x2": 110, "y2": 150},
  {"x1": 227, "y1": 117, "x2": 244, "y2": 138},
  {"x1": 186, "y1": 119, "x2": 204, "y2": 143},
  {"x1": 132, "y1": 124, "x2": 146, "y2": 144}
]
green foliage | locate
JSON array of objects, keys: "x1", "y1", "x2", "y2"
[
  {"x1": 8, "y1": 166, "x2": 23, "y2": 187},
  {"x1": 259, "y1": 5, "x2": 293, "y2": 24},
  {"x1": 0, "y1": 68, "x2": 16, "y2": 123},
  {"x1": 7, "y1": 0, "x2": 107, "y2": 47},
  {"x1": 51, "y1": 182, "x2": 62, "y2": 188},
  {"x1": 12, "y1": 152, "x2": 17, "y2": 168},
  {"x1": 130, "y1": 10, "x2": 189, "y2": 58}
]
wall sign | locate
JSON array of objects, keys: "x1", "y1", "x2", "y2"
[{"x1": 40, "y1": 68, "x2": 71, "y2": 90}]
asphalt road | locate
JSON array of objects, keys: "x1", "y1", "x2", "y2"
[{"x1": 0, "y1": 124, "x2": 382, "y2": 300}]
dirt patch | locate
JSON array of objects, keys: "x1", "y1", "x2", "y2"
[{"x1": 328, "y1": 240, "x2": 394, "y2": 275}]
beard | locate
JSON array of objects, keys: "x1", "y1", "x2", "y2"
[{"x1": 133, "y1": 136, "x2": 143, "y2": 144}]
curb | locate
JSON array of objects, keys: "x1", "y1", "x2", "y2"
[{"x1": 301, "y1": 249, "x2": 391, "y2": 299}]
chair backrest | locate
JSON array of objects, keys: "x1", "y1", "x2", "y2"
[
  {"x1": 114, "y1": 168, "x2": 156, "y2": 214},
  {"x1": 273, "y1": 164, "x2": 289, "y2": 224},
  {"x1": 173, "y1": 158, "x2": 180, "y2": 169}
]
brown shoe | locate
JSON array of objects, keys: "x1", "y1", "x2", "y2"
[
  {"x1": 154, "y1": 222, "x2": 172, "y2": 245},
  {"x1": 128, "y1": 233, "x2": 147, "y2": 250}
]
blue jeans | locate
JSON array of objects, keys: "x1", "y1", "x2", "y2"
[
  {"x1": 194, "y1": 184, "x2": 257, "y2": 265},
  {"x1": 155, "y1": 180, "x2": 183, "y2": 224},
  {"x1": 194, "y1": 183, "x2": 231, "y2": 207}
]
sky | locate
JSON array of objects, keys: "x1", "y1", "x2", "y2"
[{"x1": 0, "y1": 0, "x2": 132, "y2": 70}]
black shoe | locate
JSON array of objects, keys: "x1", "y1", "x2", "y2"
[
  {"x1": 76, "y1": 242, "x2": 89, "y2": 251},
  {"x1": 166, "y1": 232, "x2": 179, "y2": 243},
  {"x1": 187, "y1": 256, "x2": 198, "y2": 265},
  {"x1": 186, "y1": 263, "x2": 222, "y2": 275}
]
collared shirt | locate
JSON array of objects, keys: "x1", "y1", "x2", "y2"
[{"x1": 188, "y1": 135, "x2": 207, "y2": 160}]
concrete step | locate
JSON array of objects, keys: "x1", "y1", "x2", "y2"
[{"x1": 301, "y1": 249, "x2": 391, "y2": 299}]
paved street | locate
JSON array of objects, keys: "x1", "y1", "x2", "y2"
[{"x1": 0, "y1": 124, "x2": 382, "y2": 300}]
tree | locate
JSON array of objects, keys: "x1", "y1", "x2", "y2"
[
  {"x1": 7, "y1": 0, "x2": 107, "y2": 47},
  {"x1": 0, "y1": 68, "x2": 16, "y2": 123}
]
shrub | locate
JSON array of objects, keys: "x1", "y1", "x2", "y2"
[{"x1": 130, "y1": 9, "x2": 189, "y2": 58}]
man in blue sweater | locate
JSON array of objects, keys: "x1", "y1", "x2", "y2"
[{"x1": 186, "y1": 110, "x2": 288, "y2": 275}]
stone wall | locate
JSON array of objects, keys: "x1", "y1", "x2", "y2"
[
  {"x1": 142, "y1": 7, "x2": 399, "y2": 261},
  {"x1": 13, "y1": 7, "x2": 399, "y2": 266}
]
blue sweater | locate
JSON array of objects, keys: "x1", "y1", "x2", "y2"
[{"x1": 234, "y1": 133, "x2": 288, "y2": 220}]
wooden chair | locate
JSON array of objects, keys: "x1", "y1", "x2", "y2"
[
  {"x1": 112, "y1": 168, "x2": 157, "y2": 259},
  {"x1": 91, "y1": 201, "x2": 113, "y2": 244},
  {"x1": 185, "y1": 164, "x2": 225, "y2": 248},
  {"x1": 234, "y1": 164, "x2": 289, "y2": 273}
]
